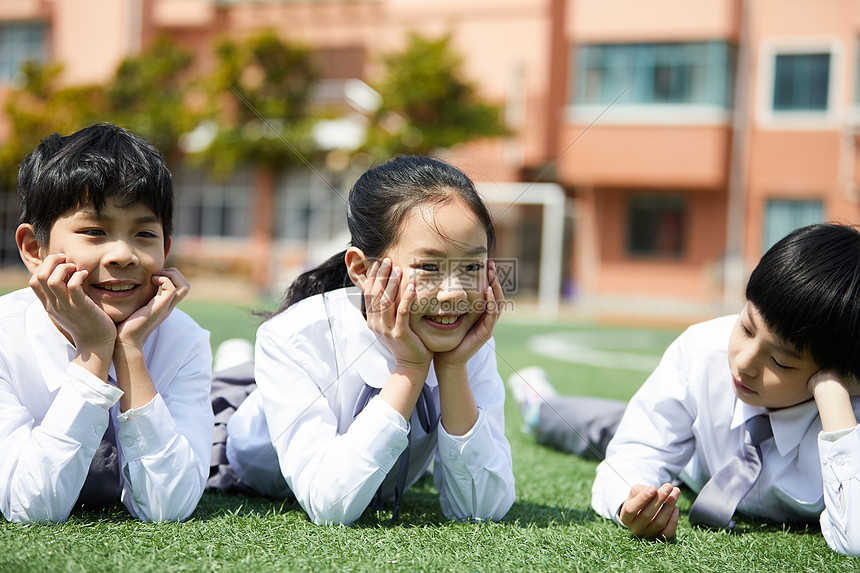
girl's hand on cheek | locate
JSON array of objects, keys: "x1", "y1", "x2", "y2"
[
  {"x1": 365, "y1": 258, "x2": 432, "y2": 371},
  {"x1": 435, "y1": 260, "x2": 504, "y2": 372}
]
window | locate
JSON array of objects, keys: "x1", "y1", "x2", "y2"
[
  {"x1": 174, "y1": 167, "x2": 253, "y2": 238},
  {"x1": 573, "y1": 42, "x2": 734, "y2": 107},
  {"x1": 772, "y1": 53, "x2": 830, "y2": 111},
  {"x1": 0, "y1": 21, "x2": 47, "y2": 83},
  {"x1": 762, "y1": 199, "x2": 823, "y2": 251},
  {"x1": 627, "y1": 195, "x2": 687, "y2": 258},
  {"x1": 0, "y1": 192, "x2": 22, "y2": 267},
  {"x1": 275, "y1": 170, "x2": 347, "y2": 243}
]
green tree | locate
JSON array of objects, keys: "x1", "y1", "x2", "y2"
[
  {"x1": 365, "y1": 33, "x2": 509, "y2": 157},
  {"x1": 0, "y1": 62, "x2": 103, "y2": 188},
  {"x1": 0, "y1": 37, "x2": 195, "y2": 189},
  {"x1": 193, "y1": 30, "x2": 321, "y2": 178},
  {"x1": 105, "y1": 36, "x2": 196, "y2": 157}
]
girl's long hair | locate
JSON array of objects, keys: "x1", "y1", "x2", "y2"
[{"x1": 270, "y1": 155, "x2": 496, "y2": 316}]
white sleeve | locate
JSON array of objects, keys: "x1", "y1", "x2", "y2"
[
  {"x1": 433, "y1": 338, "x2": 515, "y2": 521},
  {"x1": 0, "y1": 363, "x2": 121, "y2": 523},
  {"x1": 255, "y1": 327, "x2": 408, "y2": 526},
  {"x1": 591, "y1": 335, "x2": 697, "y2": 522},
  {"x1": 818, "y1": 425, "x2": 860, "y2": 555},
  {"x1": 116, "y1": 330, "x2": 213, "y2": 522}
]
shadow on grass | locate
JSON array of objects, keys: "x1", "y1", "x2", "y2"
[
  {"x1": 503, "y1": 499, "x2": 594, "y2": 527},
  {"x1": 191, "y1": 490, "x2": 300, "y2": 521},
  {"x1": 674, "y1": 488, "x2": 822, "y2": 539},
  {"x1": 63, "y1": 475, "x2": 593, "y2": 529},
  {"x1": 351, "y1": 474, "x2": 594, "y2": 529}
]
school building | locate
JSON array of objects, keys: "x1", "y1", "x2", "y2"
[{"x1": 0, "y1": 0, "x2": 858, "y2": 318}]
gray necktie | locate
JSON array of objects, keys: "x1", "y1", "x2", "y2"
[
  {"x1": 353, "y1": 383, "x2": 438, "y2": 520},
  {"x1": 688, "y1": 413, "x2": 773, "y2": 529},
  {"x1": 75, "y1": 413, "x2": 121, "y2": 509}
]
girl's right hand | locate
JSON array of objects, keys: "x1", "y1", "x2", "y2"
[{"x1": 364, "y1": 257, "x2": 433, "y2": 371}]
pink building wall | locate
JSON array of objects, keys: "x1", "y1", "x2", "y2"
[{"x1": 2, "y1": 0, "x2": 860, "y2": 313}]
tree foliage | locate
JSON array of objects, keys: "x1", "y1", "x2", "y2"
[
  {"x1": 0, "y1": 62, "x2": 103, "y2": 188},
  {"x1": 364, "y1": 33, "x2": 510, "y2": 157},
  {"x1": 0, "y1": 37, "x2": 194, "y2": 188},
  {"x1": 193, "y1": 30, "x2": 322, "y2": 178},
  {"x1": 0, "y1": 29, "x2": 510, "y2": 189},
  {"x1": 105, "y1": 36, "x2": 196, "y2": 157}
]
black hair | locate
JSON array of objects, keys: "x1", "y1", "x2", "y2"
[
  {"x1": 273, "y1": 155, "x2": 496, "y2": 315},
  {"x1": 746, "y1": 223, "x2": 860, "y2": 380},
  {"x1": 17, "y1": 122, "x2": 174, "y2": 245}
]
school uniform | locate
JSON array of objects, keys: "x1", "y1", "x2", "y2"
[
  {"x1": 0, "y1": 288, "x2": 213, "y2": 524},
  {"x1": 225, "y1": 287, "x2": 515, "y2": 525},
  {"x1": 592, "y1": 315, "x2": 860, "y2": 555}
]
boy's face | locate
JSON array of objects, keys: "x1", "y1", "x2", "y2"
[
  {"x1": 41, "y1": 201, "x2": 170, "y2": 323},
  {"x1": 727, "y1": 302, "x2": 819, "y2": 409}
]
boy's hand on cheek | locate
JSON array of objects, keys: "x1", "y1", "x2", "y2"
[
  {"x1": 115, "y1": 268, "x2": 189, "y2": 351},
  {"x1": 434, "y1": 260, "x2": 504, "y2": 372},
  {"x1": 808, "y1": 371, "x2": 859, "y2": 432},
  {"x1": 30, "y1": 253, "x2": 116, "y2": 354},
  {"x1": 619, "y1": 483, "x2": 680, "y2": 539},
  {"x1": 808, "y1": 371, "x2": 860, "y2": 396}
]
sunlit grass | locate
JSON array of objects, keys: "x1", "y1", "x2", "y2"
[{"x1": 0, "y1": 300, "x2": 856, "y2": 571}]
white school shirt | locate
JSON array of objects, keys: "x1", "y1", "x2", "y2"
[
  {"x1": 592, "y1": 315, "x2": 860, "y2": 555},
  {"x1": 227, "y1": 287, "x2": 515, "y2": 525},
  {"x1": 0, "y1": 288, "x2": 213, "y2": 524}
]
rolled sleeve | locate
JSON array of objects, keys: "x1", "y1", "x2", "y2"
[
  {"x1": 117, "y1": 394, "x2": 178, "y2": 461},
  {"x1": 436, "y1": 410, "x2": 493, "y2": 476}
]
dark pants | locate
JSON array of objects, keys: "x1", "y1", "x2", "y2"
[{"x1": 535, "y1": 396, "x2": 627, "y2": 461}]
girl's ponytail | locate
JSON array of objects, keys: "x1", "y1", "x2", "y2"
[{"x1": 270, "y1": 249, "x2": 351, "y2": 316}]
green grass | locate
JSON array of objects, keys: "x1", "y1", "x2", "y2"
[{"x1": 1, "y1": 302, "x2": 859, "y2": 572}]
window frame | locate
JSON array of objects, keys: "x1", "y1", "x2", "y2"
[
  {"x1": 567, "y1": 40, "x2": 735, "y2": 126},
  {"x1": 0, "y1": 20, "x2": 48, "y2": 84},
  {"x1": 757, "y1": 37, "x2": 842, "y2": 129},
  {"x1": 625, "y1": 193, "x2": 688, "y2": 260}
]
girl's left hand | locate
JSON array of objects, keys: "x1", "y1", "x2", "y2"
[
  {"x1": 434, "y1": 260, "x2": 504, "y2": 371},
  {"x1": 115, "y1": 268, "x2": 190, "y2": 351}
]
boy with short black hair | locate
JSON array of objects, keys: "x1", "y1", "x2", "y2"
[
  {"x1": 510, "y1": 223, "x2": 860, "y2": 555},
  {"x1": 0, "y1": 123, "x2": 213, "y2": 523}
]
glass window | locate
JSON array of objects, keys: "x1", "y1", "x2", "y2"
[
  {"x1": 627, "y1": 195, "x2": 687, "y2": 258},
  {"x1": 573, "y1": 41, "x2": 734, "y2": 107},
  {"x1": 174, "y1": 167, "x2": 253, "y2": 238},
  {"x1": 772, "y1": 53, "x2": 830, "y2": 111},
  {"x1": 0, "y1": 21, "x2": 47, "y2": 83},
  {"x1": 762, "y1": 199, "x2": 823, "y2": 252},
  {"x1": 275, "y1": 170, "x2": 347, "y2": 243}
]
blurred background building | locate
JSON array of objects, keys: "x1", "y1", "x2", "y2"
[{"x1": 0, "y1": 0, "x2": 858, "y2": 319}]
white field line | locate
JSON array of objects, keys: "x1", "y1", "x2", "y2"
[{"x1": 527, "y1": 332, "x2": 663, "y2": 372}]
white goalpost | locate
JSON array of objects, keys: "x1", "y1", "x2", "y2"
[{"x1": 476, "y1": 182, "x2": 568, "y2": 317}]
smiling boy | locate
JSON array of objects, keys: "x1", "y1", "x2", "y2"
[{"x1": 0, "y1": 123, "x2": 213, "y2": 523}]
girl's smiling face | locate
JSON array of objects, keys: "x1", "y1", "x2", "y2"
[{"x1": 382, "y1": 196, "x2": 489, "y2": 353}]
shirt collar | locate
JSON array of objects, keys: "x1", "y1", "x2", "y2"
[
  {"x1": 26, "y1": 297, "x2": 76, "y2": 392},
  {"x1": 730, "y1": 396, "x2": 820, "y2": 456}
]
